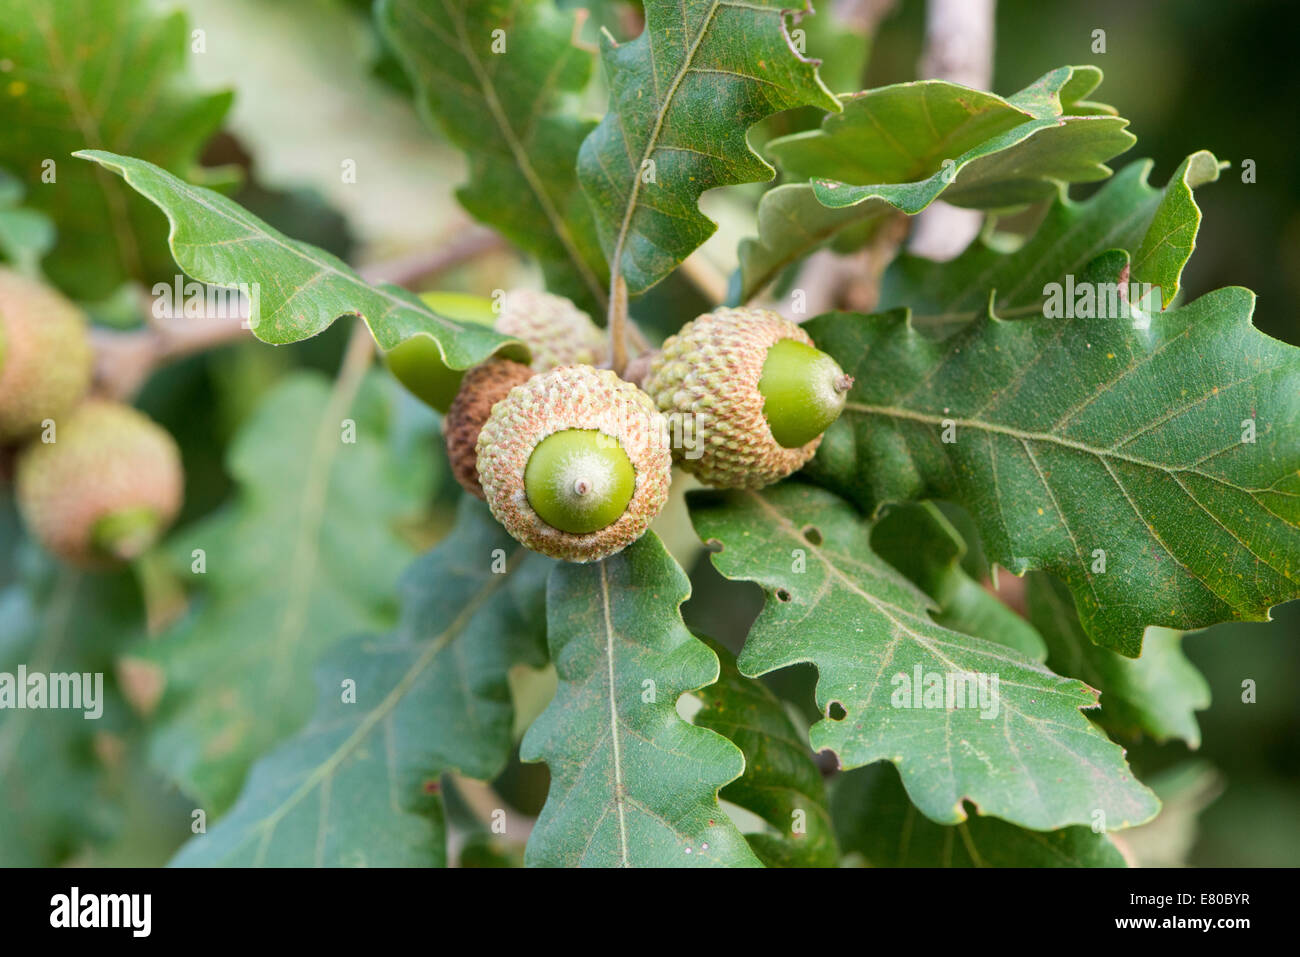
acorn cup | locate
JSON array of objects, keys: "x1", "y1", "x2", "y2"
[
  {"x1": 492, "y1": 289, "x2": 607, "y2": 372},
  {"x1": 444, "y1": 358, "x2": 535, "y2": 498},
  {"x1": 0, "y1": 267, "x2": 94, "y2": 445},
  {"x1": 642, "y1": 308, "x2": 853, "y2": 488},
  {"x1": 475, "y1": 365, "x2": 671, "y2": 562},
  {"x1": 15, "y1": 400, "x2": 183, "y2": 568}
]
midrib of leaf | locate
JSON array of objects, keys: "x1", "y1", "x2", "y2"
[
  {"x1": 744, "y1": 491, "x2": 1079, "y2": 689},
  {"x1": 748, "y1": 488, "x2": 1114, "y2": 821},
  {"x1": 845, "y1": 401, "x2": 1298, "y2": 596},
  {"x1": 598, "y1": 559, "x2": 631, "y2": 866},
  {"x1": 843, "y1": 94, "x2": 1022, "y2": 179},
  {"x1": 844, "y1": 402, "x2": 1279, "y2": 496},
  {"x1": 33, "y1": 6, "x2": 141, "y2": 278},
  {"x1": 264, "y1": 329, "x2": 372, "y2": 716},
  {"x1": 429, "y1": 0, "x2": 605, "y2": 309},
  {"x1": 76, "y1": 151, "x2": 464, "y2": 340},
  {"x1": 607, "y1": 0, "x2": 726, "y2": 297},
  {"x1": 912, "y1": 190, "x2": 1160, "y2": 326},
  {"x1": 0, "y1": 570, "x2": 79, "y2": 780},
  {"x1": 911, "y1": 303, "x2": 1043, "y2": 328},
  {"x1": 244, "y1": 549, "x2": 525, "y2": 865}
]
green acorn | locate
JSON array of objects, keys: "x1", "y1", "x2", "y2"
[
  {"x1": 0, "y1": 268, "x2": 94, "y2": 444},
  {"x1": 642, "y1": 308, "x2": 852, "y2": 488},
  {"x1": 475, "y1": 365, "x2": 670, "y2": 562},
  {"x1": 16, "y1": 400, "x2": 184, "y2": 567},
  {"x1": 383, "y1": 291, "x2": 497, "y2": 413},
  {"x1": 385, "y1": 290, "x2": 606, "y2": 413},
  {"x1": 444, "y1": 358, "x2": 535, "y2": 498}
]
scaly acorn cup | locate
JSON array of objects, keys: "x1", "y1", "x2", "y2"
[
  {"x1": 383, "y1": 291, "x2": 498, "y2": 414},
  {"x1": 643, "y1": 308, "x2": 852, "y2": 488},
  {"x1": 444, "y1": 358, "x2": 535, "y2": 499},
  {"x1": 15, "y1": 400, "x2": 183, "y2": 568},
  {"x1": 494, "y1": 289, "x2": 607, "y2": 371},
  {"x1": 476, "y1": 365, "x2": 671, "y2": 562},
  {"x1": 0, "y1": 268, "x2": 94, "y2": 444}
]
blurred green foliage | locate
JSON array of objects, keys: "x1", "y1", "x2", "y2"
[{"x1": 0, "y1": 0, "x2": 1294, "y2": 867}]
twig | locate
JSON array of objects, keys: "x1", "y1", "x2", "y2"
[
  {"x1": 608, "y1": 273, "x2": 629, "y2": 375},
  {"x1": 357, "y1": 226, "x2": 506, "y2": 286},
  {"x1": 775, "y1": 211, "x2": 910, "y2": 319},
  {"x1": 626, "y1": 317, "x2": 652, "y2": 356},
  {"x1": 917, "y1": 0, "x2": 995, "y2": 90},
  {"x1": 843, "y1": 211, "x2": 910, "y2": 312},
  {"x1": 678, "y1": 250, "x2": 729, "y2": 306},
  {"x1": 762, "y1": 1, "x2": 903, "y2": 315},
  {"x1": 453, "y1": 774, "x2": 536, "y2": 844},
  {"x1": 910, "y1": 0, "x2": 995, "y2": 261},
  {"x1": 92, "y1": 312, "x2": 252, "y2": 401},
  {"x1": 91, "y1": 229, "x2": 509, "y2": 400}
]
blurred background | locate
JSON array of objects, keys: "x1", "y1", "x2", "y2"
[{"x1": 1, "y1": 0, "x2": 1296, "y2": 866}]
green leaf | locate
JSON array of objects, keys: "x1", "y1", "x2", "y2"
[
  {"x1": 1129, "y1": 151, "x2": 1224, "y2": 307},
  {"x1": 74, "y1": 151, "x2": 527, "y2": 366},
  {"x1": 833, "y1": 764, "x2": 1126, "y2": 867},
  {"x1": 883, "y1": 152, "x2": 1224, "y2": 337},
  {"x1": 521, "y1": 533, "x2": 760, "y2": 866},
  {"x1": 806, "y1": 254, "x2": 1300, "y2": 656},
  {"x1": 378, "y1": 0, "x2": 608, "y2": 315},
  {"x1": 1026, "y1": 573, "x2": 1209, "y2": 747},
  {"x1": 137, "y1": 372, "x2": 434, "y2": 813},
  {"x1": 694, "y1": 637, "x2": 838, "y2": 867},
  {"x1": 0, "y1": 168, "x2": 54, "y2": 274},
  {"x1": 689, "y1": 483, "x2": 1159, "y2": 831},
  {"x1": 871, "y1": 503, "x2": 1047, "y2": 660},
  {"x1": 773, "y1": 65, "x2": 1127, "y2": 199},
  {"x1": 170, "y1": 499, "x2": 550, "y2": 867},
  {"x1": 737, "y1": 66, "x2": 1134, "y2": 301},
  {"x1": 1118, "y1": 760, "x2": 1222, "y2": 867},
  {"x1": 578, "y1": 0, "x2": 839, "y2": 297},
  {"x1": 0, "y1": 0, "x2": 232, "y2": 298},
  {"x1": 0, "y1": 554, "x2": 145, "y2": 866}
]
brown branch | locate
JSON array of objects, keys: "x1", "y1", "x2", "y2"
[
  {"x1": 762, "y1": 2, "x2": 904, "y2": 316},
  {"x1": 608, "y1": 273, "x2": 629, "y2": 375},
  {"x1": 91, "y1": 228, "x2": 509, "y2": 400},
  {"x1": 678, "y1": 250, "x2": 729, "y2": 306},
  {"x1": 357, "y1": 226, "x2": 505, "y2": 286},
  {"x1": 910, "y1": 0, "x2": 995, "y2": 262}
]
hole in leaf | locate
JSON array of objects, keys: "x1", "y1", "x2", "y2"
[
  {"x1": 827, "y1": 701, "x2": 847, "y2": 721},
  {"x1": 802, "y1": 525, "x2": 823, "y2": 546},
  {"x1": 776, "y1": 588, "x2": 792, "y2": 602}
]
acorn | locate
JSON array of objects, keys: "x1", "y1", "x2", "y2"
[
  {"x1": 0, "y1": 268, "x2": 94, "y2": 444},
  {"x1": 15, "y1": 400, "x2": 183, "y2": 567},
  {"x1": 494, "y1": 289, "x2": 606, "y2": 372},
  {"x1": 383, "y1": 291, "x2": 497, "y2": 413},
  {"x1": 385, "y1": 290, "x2": 606, "y2": 413},
  {"x1": 642, "y1": 308, "x2": 852, "y2": 488},
  {"x1": 476, "y1": 365, "x2": 670, "y2": 562},
  {"x1": 444, "y1": 358, "x2": 534, "y2": 498}
]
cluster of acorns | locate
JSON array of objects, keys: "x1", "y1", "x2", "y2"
[
  {"x1": 0, "y1": 268, "x2": 183, "y2": 567},
  {"x1": 1, "y1": 275, "x2": 848, "y2": 570},
  {"x1": 390, "y1": 290, "x2": 852, "y2": 563}
]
